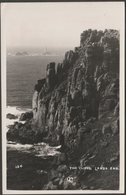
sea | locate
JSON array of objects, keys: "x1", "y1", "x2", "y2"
[
  {"x1": 6, "y1": 47, "x2": 66, "y2": 190},
  {"x1": 7, "y1": 47, "x2": 65, "y2": 108}
]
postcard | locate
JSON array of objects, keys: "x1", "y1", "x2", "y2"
[{"x1": 1, "y1": 1, "x2": 125, "y2": 194}]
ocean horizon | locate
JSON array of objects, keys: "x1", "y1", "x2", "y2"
[{"x1": 7, "y1": 47, "x2": 65, "y2": 109}]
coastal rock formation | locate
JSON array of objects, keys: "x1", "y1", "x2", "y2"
[
  {"x1": 7, "y1": 113, "x2": 18, "y2": 119},
  {"x1": 7, "y1": 29, "x2": 120, "y2": 190},
  {"x1": 19, "y1": 111, "x2": 33, "y2": 121},
  {"x1": 31, "y1": 29, "x2": 119, "y2": 150}
]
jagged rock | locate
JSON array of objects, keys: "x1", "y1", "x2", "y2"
[
  {"x1": 46, "y1": 62, "x2": 56, "y2": 89},
  {"x1": 94, "y1": 65, "x2": 104, "y2": 81},
  {"x1": 19, "y1": 111, "x2": 33, "y2": 121},
  {"x1": 96, "y1": 72, "x2": 111, "y2": 92},
  {"x1": 104, "y1": 79, "x2": 119, "y2": 97},
  {"x1": 7, "y1": 120, "x2": 44, "y2": 144},
  {"x1": 102, "y1": 50, "x2": 111, "y2": 72},
  {"x1": 98, "y1": 78, "x2": 119, "y2": 119},
  {"x1": 34, "y1": 78, "x2": 46, "y2": 92},
  {"x1": 6, "y1": 113, "x2": 18, "y2": 119},
  {"x1": 30, "y1": 29, "x2": 119, "y2": 150},
  {"x1": 56, "y1": 63, "x2": 63, "y2": 83},
  {"x1": 71, "y1": 89, "x2": 83, "y2": 107},
  {"x1": 63, "y1": 50, "x2": 77, "y2": 67},
  {"x1": 85, "y1": 45, "x2": 94, "y2": 60},
  {"x1": 32, "y1": 91, "x2": 39, "y2": 119}
]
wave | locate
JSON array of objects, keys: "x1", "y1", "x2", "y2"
[
  {"x1": 6, "y1": 106, "x2": 61, "y2": 157},
  {"x1": 6, "y1": 106, "x2": 31, "y2": 116},
  {"x1": 7, "y1": 142, "x2": 61, "y2": 157}
]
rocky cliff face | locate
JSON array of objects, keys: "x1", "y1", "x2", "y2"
[{"x1": 32, "y1": 29, "x2": 119, "y2": 150}]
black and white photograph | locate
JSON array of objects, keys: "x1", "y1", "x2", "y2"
[{"x1": 1, "y1": 2, "x2": 125, "y2": 194}]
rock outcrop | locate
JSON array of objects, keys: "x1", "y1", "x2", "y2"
[
  {"x1": 7, "y1": 113, "x2": 18, "y2": 119},
  {"x1": 31, "y1": 29, "x2": 119, "y2": 150}
]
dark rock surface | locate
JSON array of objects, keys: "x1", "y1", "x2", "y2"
[
  {"x1": 7, "y1": 121, "x2": 44, "y2": 144},
  {"x1": 31, "y1": 29, "x2": 119, "y2": 148},
  {"x1": 19, "y1": 111, "x2": 33, "y2": 121},
  {"x1": 7, "y1": 113, "x2": 18, "y2": 119}
]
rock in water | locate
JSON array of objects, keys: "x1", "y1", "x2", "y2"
[{"x1": 6, "y1": 113, "x2": 18, "y2": 119}]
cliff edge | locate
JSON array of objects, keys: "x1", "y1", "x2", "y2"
[{"x1": 32, "y1": 29, "x2": 119, "y2": 148}]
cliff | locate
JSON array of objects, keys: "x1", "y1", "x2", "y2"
[
  {"x1": 32, "y1": 29, "x2": 119, "y2": 149},
  {"x1": 7, "y1": 29, "x2": 119, "y2": 190}
]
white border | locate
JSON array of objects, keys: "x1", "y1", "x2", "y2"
[
  {"x1": 1, "y1": 3, "x2": 7, "y2": 193},
  {"x1": 1, "y1": 2, "x2": 125, "y2": 194}
]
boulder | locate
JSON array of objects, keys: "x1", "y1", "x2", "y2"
[
  {"x1": 7, "y1": 120, "x2": 44, "y2": 144},
  {"x1": 6, "y1": 113, "x2": 18, "y2": 119},
  {"x1": 19, "y1": 111, "x2": 33, "y2": 121}
]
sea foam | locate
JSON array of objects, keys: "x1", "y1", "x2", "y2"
[
  {"x1": 6, "y1": 106, "x2": 61, "y2": 157},
  {"x1": 7, "y1": 142, "x2": 61, "y2": 157}
]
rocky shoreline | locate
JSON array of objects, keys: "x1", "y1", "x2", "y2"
[{"x1": 7, "y1": 29, "x2": 119, "y2": 190}]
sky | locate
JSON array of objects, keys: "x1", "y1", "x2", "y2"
[{"x1": 1, "y1": 2, "x2": 124, "y2": 49}]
